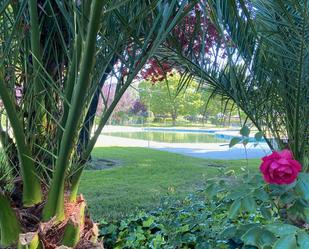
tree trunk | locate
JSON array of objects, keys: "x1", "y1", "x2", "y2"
[
  {"x1": 0, "y1": 193, "x2": 103, "y2": 248},
  {"x1": 171, "y1": 111, "x2": 177, "y2": 126},
  {"x1": 0, "y1": 193, "x2": 20, "y2": 247},
  {"x1": 77, "y1": 56, "x2": 117, "y2": 157}
]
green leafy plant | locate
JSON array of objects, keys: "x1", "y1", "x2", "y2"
[
  {"x1": 100, "y1": 190, "x2": 235, "y2": 249},
  {"x1": 229, "y1": 125, "x2": 264, "y2": 148}
]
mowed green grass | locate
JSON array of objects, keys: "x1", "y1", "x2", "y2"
[{"x1": 80, "y1": 147, "x2": 260, "y2": 221}]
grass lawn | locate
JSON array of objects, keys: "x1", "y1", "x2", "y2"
[{"x1": 80, "y1": 147, "x2": 260, "y2": 221}]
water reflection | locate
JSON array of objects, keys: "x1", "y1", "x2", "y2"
[{"x1": 103, "y1": 131, "x2": 229, "y2": 143}]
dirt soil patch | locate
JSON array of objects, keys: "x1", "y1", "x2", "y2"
[{"x1": 86, "y1": 158, "x2": 122, "y2": 170}]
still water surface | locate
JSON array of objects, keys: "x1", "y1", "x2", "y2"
[{"x1": 103, "y1": 131, "x2": 229, "y2": 143}]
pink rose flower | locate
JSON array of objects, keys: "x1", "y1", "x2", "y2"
[{"x1": 260, "y1": 150, "x2": 302, "y2": 185}]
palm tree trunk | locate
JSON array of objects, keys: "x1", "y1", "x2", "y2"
[
  {"x1": 0, "y1": 193, "x2": 20, "y2": 247},
  {"x1": 77, "y1": 56, "x2": 118, "y2": 155},
  {"x1": 0, "y1": 76, "x2": 42, "y2": 206},
  {"x1": 43, "y1": 0, "x2": 105, "y2": 221}
]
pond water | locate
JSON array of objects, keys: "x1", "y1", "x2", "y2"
[{"x1": 103, "y1": 130, "x2": 230, "y2": 143}]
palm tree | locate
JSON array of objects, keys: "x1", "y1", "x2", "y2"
[
  {"x1": 164, "y1": 0, "x2": 309, "y2": 165},
  {"x1": 0, "y1": 0, "x2": 197, "y2": 247}
]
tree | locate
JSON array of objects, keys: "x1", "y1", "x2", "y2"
[
  {"x1": 139, "y1": 73, "x2": 204, "y2": 125},
  {"x1": 97, "y1": 84, "x2": 137, "y2": 125},
  {"x1": 131, "y1": 100, "x2": 148, "y2": 116},
  {"x1": 0, "y1": 1, "x2": 197, "y2": 247}
]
